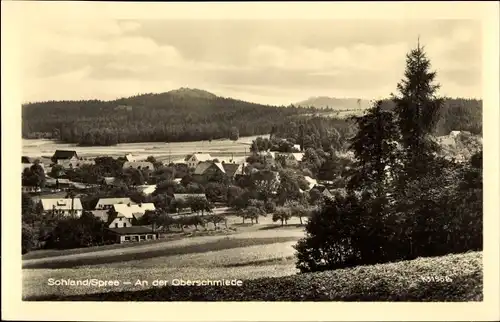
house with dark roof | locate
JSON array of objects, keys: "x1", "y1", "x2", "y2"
[
  {"x1": 222, "y1": 162, "x2": 244, "y2": 179},
  {"x1": 95, "y1": 197, "x2": 135, "y2": 210},
  {"x1": 192, "y1": 161, "x2": 226, "y2": 181},
  {"x1": 105, "y1": 226, "x2": 158, "y2": 244},
  {"x1": 52, "y1": 150, "x2": 78, "y2": 163}
]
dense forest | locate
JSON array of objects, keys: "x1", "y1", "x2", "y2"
[
  {"x1": 22, "y1": 88, "x2": 482, "y2": 147},
  {"x1": 22, "y1": 89, "x2": 316, "y2": 146}
]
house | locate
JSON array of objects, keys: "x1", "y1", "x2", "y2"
[
  {"x1": 293, "y1": 144, "x2": 302, "y2": 151},
  {"x1": 101, "y1": 176, "x2": 123, "y2": 187},
  {"x1": 108, "y1": 215, "x2": 134, "y2": 229},
  {"x1": 185, "y1": 153, "x2": 213, "y2": 169},
  {"x1": 57, "y1": 159, "x2": 95, "y2": 170},
  {"x1": 303, "y1": 176, "x2": 318, "y2": 191},
  {"x1": 22, "y1": 156, "x2": 36, "y2": 164},
  {"x1": 91, "y1": 210, "x2": 110, "y2": 223},
  {"x1": 193, "y1": 161, "x2": 226, "y2": 181},
  {"x1": 136, "y1": 184, "x2": 157, "y2": 195},
  {"x1": 124, "y1": 154, "x2": 136, "y2": 162},
  {"x1": 122, "y1": 161, "x2": 154, "y2": 171},
  {"x1": 95, "y1": 197, "x2": 135, "y2": 210},
  {"x1": 52, "y1": 150, "x2": 79, "y2": 163},
  {"x1": 45, "y1": 178, "x2": 72, "y2": 189},
  {"x1": 222, "y1": 163, "x2": 244, "y2": 179},
  {"x1": 112, "y1": 203, "x2": 156, "y2": 221},
  {"x1": 105, "y1": 226, "x2": 158, "y2": 244},
  {"x1": 276, "y1": 152, "x2": 304, "y2": 167},
  {"x1": 40, "y1": 198, "x2": 83, "y2": 217}
]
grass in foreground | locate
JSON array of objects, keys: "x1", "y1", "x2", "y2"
[
  {"x1": 23, "y1": 237, "x2": 299, "y2": 269},
  {"x1": 27, "y1": 251, "x2": 482, "y2": 301}
]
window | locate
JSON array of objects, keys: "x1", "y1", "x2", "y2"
[
  {"x1": 140, "y1": 235, "x2": 146, "y2": 240},
  {"x1": 115, "y1": 223, "x2": 118, "y2": 228},
  {"x1": 123, "y1": 222, "x2": 127, "y2": 227},
  {"x1": 124, "y1": 236, "x2": 130, "y2": 241},
  {"x1": 147, "y1": 235, "x2": 153, "y2": 239}
]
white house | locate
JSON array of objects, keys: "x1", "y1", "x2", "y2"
[
  {"x1": 40, "y1": 198, "x2": 83, "y2": 217},
  {"x1": 108, "y1": 216, "x2": 134, "y2": 229},
  {"x1": 185, "y1": 153, "x2": 212, "y2": 169},
  {"x1": 95, "y1": 197, "x2": 135, "y2": 210},
  {"x1": 113, "y1": 203, "x2": 156, "y2": 221},
  {"x1": 136, "y1": 184, "x2": 157, "y2": 195},
  {"x1": 303, "y1": 176, "x2": 318, "y2": 191}
]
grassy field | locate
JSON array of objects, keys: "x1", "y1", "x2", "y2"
[
  {"x1": 22, "y1": 221, "x2": 305, "y2": 299},
  {"x1": 27, "y1": 251, "x2": 482, "y2": 301},
  {"x1": 22, "y1": 134, "x2": 268, "y2": 160}
]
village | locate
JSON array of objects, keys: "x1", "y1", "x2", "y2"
[{"x1": 21, "y1": 139, "x2": 344, "y2": 249}]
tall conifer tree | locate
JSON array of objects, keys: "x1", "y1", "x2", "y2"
[{"x1": 392, "y1": 39, "x2": 443, "y2": 180}]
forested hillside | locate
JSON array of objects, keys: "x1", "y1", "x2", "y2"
[
  {"x1": 22, "y1": 88, "x2": 316, "y2": 146},
  {"x1": 379, "y1": 98, "x2": 482, "y2": 136},
  {"x1": 22, "y1": 87, "x2": 481, "y2": 147}
]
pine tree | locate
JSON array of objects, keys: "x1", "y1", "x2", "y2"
[{"x1": 392, "y1": 40, "x2": 443, "y2": 181}]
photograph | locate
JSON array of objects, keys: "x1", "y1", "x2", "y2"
[{"x1": 2, "y1": 1, "x2": 499, "y2": 321}]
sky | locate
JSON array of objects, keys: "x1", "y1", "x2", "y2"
[{"x1": 17, "y1": 16, "x2": 482, "y2": 105}]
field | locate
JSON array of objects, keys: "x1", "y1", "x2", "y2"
[
  {"x1": 22, "y1": 216, "x2": 306, "y2": 299},
  {"x1": 22, "y1": 134, "x2": 269, "y2": 162},
  {"x1": 26, "y1": 250, "x2": 483, "y2": 301}
]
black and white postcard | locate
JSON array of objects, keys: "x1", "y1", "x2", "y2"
[{"x1": 2, "y1": 1, "x2": 499, "y2": 321}]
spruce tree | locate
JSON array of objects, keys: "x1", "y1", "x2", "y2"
[{"x1": 392, "y1": 40, "x2": 443, "y2": 181}]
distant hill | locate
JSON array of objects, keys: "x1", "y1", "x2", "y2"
[
  {"x1": 167, "y1": 87, "x2": 218, "y2": 100},
  {"x1": 295, "y1": 97, "x2": 372, "y2": 110},
  {"x1": 22, "y1": 88, "x2": 311, "y2": 146}
]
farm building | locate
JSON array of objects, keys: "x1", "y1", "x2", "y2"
[
  {"x1": 95, "y1": 197, "x2": 135, "y2": 210},
  {"x1": 105, "y1": 226, "x2": 158, "y2": 244},
  {"x1": 40, "y1": 198, "x2": 83, "y2": 217},
  {"x1": 185, "y1": 153, "x2": 213, "y2": 169}
]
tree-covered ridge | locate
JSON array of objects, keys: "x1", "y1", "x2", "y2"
[{"x1": 22, "y1": 88, "x2": 317, "y2": 145}]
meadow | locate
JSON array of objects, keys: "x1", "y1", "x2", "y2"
[
  {"x1": 22, "y1": 216, "x2": 306, "y2": 299},
  {"x1": 22, "y1": 134, "x2": 269, "y2": 162}
]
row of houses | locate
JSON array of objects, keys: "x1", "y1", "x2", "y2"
[{"x1": 36, "y1": 193, "x2": 209, "y2": 244}]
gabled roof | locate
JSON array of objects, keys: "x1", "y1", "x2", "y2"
[
  {"x1": 113, "y1": 203, "x2": 156, "y2": 219},
  {"x1": 106, "y1": 226, "x2": 156, "y2": 235},
  {"x1": 40, "y1": 198, "x2": 83, "y2": 211},
  {"x1": 222, "y1": 163, "x2": 242, "y2": 177},
  {"x1": 193, "y1": 161, "x2": 225, "y2": 175},
  {"x1": 52, "y1": 150, "x2": 78, "y2": 160},
  {"x1": 22, "y1": 156, "x2": 36, "y2": 164},
  {"x1": 188, "y1": 153, "x2": 212, "y2": 162},
  {"x1": 96, "y1": 198, "x2": 134, "y2": 208},
  {"x1": 122, "y1": 161, "x2": 154, "y2": 170},
  {"x1": 91, "y1": 210, "x2": 109, "y2": 222},
  {"x1": 303, "y1": 176, "x2": 317, "y2": 190},
  {"x1": 291, "y1": 153, "x2": 304, "y2": 161},
  {"x1": 136, "y1": 185, "x2": 157, "y2": 195},
  {"x1": 173, "y1": 193, "x2": 207, "y2": 202},
  {"x1": 124, "y1": 154, "x2": 136, "y2": 162}
]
